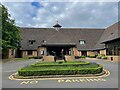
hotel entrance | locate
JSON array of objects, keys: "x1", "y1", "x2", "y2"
[
  {"x1": 47, "y1": 46, "x2": 71, "y2": 60},
  {"x1": 41, "y1": 44, "x2": 76, "y2": 61}
]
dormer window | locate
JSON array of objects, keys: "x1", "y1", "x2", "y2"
[
  {"x1": 79, "y1": 40, "x2": 85, "y2": 45},
  {"x1": 43, "y1": 40, "x2": 46, "y2": 43},
  {"x1": 29, "y1": 40, "x2": 36, "y2": 45}
]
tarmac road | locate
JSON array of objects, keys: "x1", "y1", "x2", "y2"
[{"x1": 2, "y1": 59, "x2": 119, "y2": 88}]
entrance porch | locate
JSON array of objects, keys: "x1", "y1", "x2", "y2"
[{"x1": 39, "y1": 44, "x2": 75, "y2": 62}]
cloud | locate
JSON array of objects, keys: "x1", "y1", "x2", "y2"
[{"x1": 3, "y1": 2, "x2": 118, "y2": 28}]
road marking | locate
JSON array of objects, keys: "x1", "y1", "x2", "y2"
[
  {"x1": 58, "y1": 78, "x2": 106, "y2": 83},
  {"x1": 9, "y1": 69, "x2": 110, "y2": 81},
  {"x1": 20, "y1": 81, "x2": 30, "y2": 84},
  {"x1": 20, "y1": 80, "x2": 38, "y2": 85}
]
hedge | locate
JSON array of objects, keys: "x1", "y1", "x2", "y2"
[
  {"x1": 31, "y1": 61, "x2": 90, "y2": 67},
  {"x1": 88, "y1": 56, "x2": 96, "y2": 58},
  {"x1": 96, "y1": 54, "x2": 107, "y2": 59},
  {"x1": 80, "y1": 56, "x2": 86, "y2": 59},
  {"x1": 18, "y1": 65, "x2": 103, "y2": 76},
  {"x1": 29, "y1": 56, "x2": 43, "y2": 59}
]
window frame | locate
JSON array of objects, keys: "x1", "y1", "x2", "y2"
[{"x1": 29, "y1": 40, "x2": 36, "y2": 45}]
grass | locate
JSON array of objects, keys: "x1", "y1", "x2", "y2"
[
  {"x1": 15, "y1": 57, "x2": 29, "y2": 61},
  {"x1": 15, "y1": 56, "x2": 43, "y2": 61}
]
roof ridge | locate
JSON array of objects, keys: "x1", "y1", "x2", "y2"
[{"x1": 20, "y1": 27, "x2": 105, "y2": 30}]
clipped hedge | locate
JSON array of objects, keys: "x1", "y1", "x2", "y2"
[
  {"x1": 29, "y1": 56, "x2": 43, "y2": 59},
  {"x1": 75, "y1": 56, "x2": 86, "y2": 59},
  {"x1": 96, "y1": 54, "x2": 107, "y2": 59},
  {"x1": 80, "y1": 56, "x2": 86, "y2": 59},
  {"x1": 31, "y1": 61, "x2": 90, "y2": 67},
  {"x1": 88, "y1": 56, "x2": 96, "y2": 58},
  {"x1": 18, "y1": 64, "x2": 103, "y2": 76}
]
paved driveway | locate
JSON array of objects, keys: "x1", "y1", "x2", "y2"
[{"x1": 2, "y1": 59, "x2": 119, "y2": 88}]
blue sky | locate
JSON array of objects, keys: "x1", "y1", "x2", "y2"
[{"x1": 3, "y1": 2, "x2": 118, "y2": 28}]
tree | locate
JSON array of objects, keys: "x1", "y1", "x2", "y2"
[{"x1": 0, "y1": 4, "x2": 21, "y2": 59}]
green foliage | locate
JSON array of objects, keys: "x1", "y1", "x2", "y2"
[
  {"x1": 1, "y1": 4, "x2": 21, "y2": 58},
  {"x1": 29, "y1": 56, "x2": 43, "y2": 59},
  {"x1": 31, "y1": 61, "x2": 90, "y2": 67},
  {"x1": 75, "y1": 56, "x2": 86, "y2": 59},
  {"x1": 18, "y1": 61, "x2": 103, "y2": 76},
  {"x1": 0, "y1": 4, "x2": 2, "y2": 51},
  {"x1": 101, "y1": 56, "x2": 107, "y2": 59},
  {"x1": 1, "y1": 4, "x2": 21, "y2": 49},
  {"x1": 80, "y1": 55, "x2": 86, "y2": 59},
  {"x1": 88, "y1": 55, "x2": 96, "y2": 58},
  {"x1": 96, "y1": 54, "x2": 107, "y2": 59},
  {"x1": 15, "y1": 57, "x2": 29, "y2": 61}
]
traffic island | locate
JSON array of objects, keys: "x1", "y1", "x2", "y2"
[{"x1": 10, "y1": 61, "x2": 106, "y2": 80}]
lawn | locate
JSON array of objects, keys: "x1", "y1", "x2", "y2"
[
  {"x1": 15, "y1": 57, "x2": 30, "y2": 61},
  {"x1": 15, "y1": 56, "x2": 43, "y2": 61},
  {"x1": 18, "y1": 61, "x2": 103, "y2": 76}
]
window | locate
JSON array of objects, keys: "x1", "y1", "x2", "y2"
[
  {"x1": 106, "y1": 40, "x2": 120, "y2": 56},
  {"x1": 40, "y1": 50, "x2": 44, "y2": 55},
  {"x1": 79, "y1": 40, "x2": 85, "y2": 45},
  {"x1": 29, "y1": 40, "x2": 36, "y2": 45},
  {"x1": 43, "y1": 40, "x2": 46, "y2": 43},
  {"x1": 11, "y1": 50, "x2": 14, "y2": 55},
  {"x1": 28, "y1": 51, "x2": 32, "y2": 55}
]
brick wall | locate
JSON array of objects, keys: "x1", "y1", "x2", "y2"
[
  {"x1": 100, "y1": 49, "x2": 106, "y2": 55},
  {"x1": 22, "y1": 51, "x2": 37, "y2": 58},
  {"x1": 107, "y1": 56, "x2": 120, "y2": 62}
]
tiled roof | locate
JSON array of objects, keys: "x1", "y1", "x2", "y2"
[
  {"x1": 20, "y1": 22, "x2": 119, "y2": 51},
  {"x1": 94, "y1": 22, "x2": 119, "y2": 49},
  {"x1": 101, "y1": 22, "x2": 120, "y2": 43},
  {"x1": 20, "y1": 28, "x2": 104, "y2": 50}
]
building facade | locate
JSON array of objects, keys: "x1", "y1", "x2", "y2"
[{"x1": 14, "y1": 21, "x2": 119, "y2": 62}]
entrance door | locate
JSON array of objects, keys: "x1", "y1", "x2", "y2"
[
  {"x1": 81, "y1": 51, "x2": 87, "y2": 56},
  {"x1": 15, "y1": 49, "x2": 22, "y2": 58},
  {"x1": 47, "y1": 46, "x2": 70, "y2": 60}
]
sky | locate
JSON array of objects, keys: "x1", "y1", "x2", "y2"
[{"x1": 2, "y1": 1, "x2": 118, "y2": 28}]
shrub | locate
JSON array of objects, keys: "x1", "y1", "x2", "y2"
[
  {"x1": 88, "y1": 56, "x2": 96, "y2": 58},
  {"x1": 18, "y1": 61, "x2": 103, "y2": 76},
  {"x1": 15, "y1": 57, "x2": 29, "y2": 61},
  {"x1": 31, "y1": 61, "x2": 90, "y2": 67},
  {"x1": 101, "y1": 56, "x2": 107, "y2": 59},
  {"x1": 80, "y1": 56, "x2": 86, "y2": 59},
  {"x1": 18, "y1": 65, "x2": 103, "y2": 76},
  {"x1": 96, "y1": 55, "x2": 102, "y2": 59},
  {"x1": 29, "y1": 56, "x2": 43, "y2": 59},
  {"x1": 96, "y1": 54, "x2": 107, "y2": 59},
  {"x1": 75, "y1": 56, "x2": 86, "y2": 59}
]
